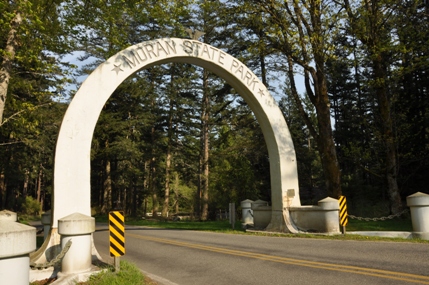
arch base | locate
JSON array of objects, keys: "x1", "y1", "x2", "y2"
[{"x1": 265, "y1": 210, "x2": 301, "y2": 233}]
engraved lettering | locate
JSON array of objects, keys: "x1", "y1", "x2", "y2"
[
  {"x1": 210, "y1": 47, "x2": 219, "y2": 60},
  {"x1": 218, "y1": 51, "x2": 225, "y2": 65},
  {"x1": 249, "y1": 77, "x2": 258, "y2": 91},
  {"x1": 194, "y1": 42, "x2": 203, "y2": 56},
  {"x1": 123, "y1": 51, "x2": 140, "y2": 68},
  {"x1": 236, "y1": 65, "x2": 244, "y2": 79},
  {"x1": 244, "y1": 71, "x2": 253, "y2": 85},
  {"x1": 230, "y1": 60, "x2": 240, "y2": 72},
  {"x1": 144, "y1": 43, "x2": 157, "y2": 58},
  {"x1": 202, "y1": 44, "x2": 211, "y2": 59},
  {"x1": 136, "y1": 47, "x2": 148, "y2": 62},
  {"x1": 156, "y1": 42, "x2": 168, "y2": 56},
  {"x1": 165, "y1": 40, "x2": 176, "y2": 54},
  {"x1": 183, "y1": 40, "x2": 193, "y2": 54}
]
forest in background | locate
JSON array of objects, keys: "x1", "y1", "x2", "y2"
[{"x1": 1, "y1": 0, "x2": 428, "y2": 220}]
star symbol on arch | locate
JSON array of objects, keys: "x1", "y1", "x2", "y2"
[
  {"x1": 258, "y1": 88, "x2": 265, "y2": 97},
  {"x1": 112, "y1": 64, "x2": 123, "y2": 75}
]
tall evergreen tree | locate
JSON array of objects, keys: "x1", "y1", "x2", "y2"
[{"x1": 342, "y1": 0, "x2": 403, "y2": 213}]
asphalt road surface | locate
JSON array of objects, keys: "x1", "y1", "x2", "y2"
[{"x1": 93, "y1": 225, "x2": 429, "y2": 285}]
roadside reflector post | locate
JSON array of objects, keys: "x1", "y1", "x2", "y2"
[
  {"x1": 229, "y1": 203, "x2": 236, "y2": 230},
  {"x1": 339, "y1": 196, "x2": 348, "y2": 234},
  {"x1": 109, "y1": 210, "x2": 125, "y2": 272}
]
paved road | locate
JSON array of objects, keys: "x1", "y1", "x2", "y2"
[{"x1": 93, "y1": 225, "x2": 429, "y2": 285}]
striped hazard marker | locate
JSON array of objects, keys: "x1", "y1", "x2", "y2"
[
  {"x1": 339, "y1": 196, "x2": 348, "y2": 230},
  {"x1": 109, "y1": 211, "x2": 125, "y2": 257}
]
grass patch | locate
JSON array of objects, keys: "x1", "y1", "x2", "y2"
[
  {"x1": 30, "y1": 259, "x2": 156, "y2": 285},
  {"x1": 78, "y1": 261, "x2": 148, "y2": 285},
  {"x1": 127, "y1": 218, "x2": 243, "y2": 232},
  {"x1": 98, "y1": 215, "x2": 414, "y2": 233},
  {"x1": 30, "y1": 261, "x2": 154, "y2": 285},
  {"x1": 346, "y1": 217, "x2": 413, "y2": 231},
  {"x1": 95, "y1": 215, "x2": 243, "y2": 232}
]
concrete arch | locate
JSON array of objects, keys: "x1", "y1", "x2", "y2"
[{"x1": 53, "y1": 38, "x2": 300, "y2": 231}]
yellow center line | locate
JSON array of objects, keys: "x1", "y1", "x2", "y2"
[{"x1": 126, "y1": 232, "x2": 429, "y2": 284}]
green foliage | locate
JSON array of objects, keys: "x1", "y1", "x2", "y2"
[
  {"x1": 119, "y1": 218, "x2": 244, "y2": 232},
  {"x1": 2, "y1": 0, "x2": 429, "y2": 220},
  {"x1": 78, "y1": 260, "x2": 146, "y2": 285},
  {"x1": 21, "y1": 196, "x2": 41, "y2": 216},
  {"x1": 347, "y1": 217, "x2": 413, "y2": 232}
]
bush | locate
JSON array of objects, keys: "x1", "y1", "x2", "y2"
[{"x1": 22, "y1": 196, "x2": 41, "y2": 216}]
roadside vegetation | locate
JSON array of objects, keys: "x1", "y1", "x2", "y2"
[
  {"x1": 30, "y1": 260, "x2": 155, "y2": 285},
  {"x1": 94, "y1": 215, "x2": 428, "y2": 243},
  {"x1": 77, "y1": 261, "x2": 155, "y2": 285},
  {"x1": 2, "y1": 0, "x2": 429, "y2": 227}
]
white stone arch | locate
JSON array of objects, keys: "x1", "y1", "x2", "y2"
[{"x1": 53, "y1": 38, "x2": 300, "y2": 231}]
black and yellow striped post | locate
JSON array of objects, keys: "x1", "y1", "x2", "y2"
[
  {"x1": 109, "y1": 211, "x2": 125, "y2": 271},
  {"x1": 339, "y1": 195, "x2": 348, "y2": 234}
]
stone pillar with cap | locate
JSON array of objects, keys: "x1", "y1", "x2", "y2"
[
  {"x1": 407, "y1": 192, "x2": 429, "y2": 240},
  {"x1": 318, "y1": 197, "x2": 340, "y2": 233},
  {"x1": 58, "y1": 212, "x2": 95, "y2": 274},
  {"x1": 0, "y1": 210, "x2": 36, "y2": 285},
  {"x1": 41, "y1": 210, "x2": 51, "y2": 241},
  {"x1": 241, "y1": 199, "x2": 254, "y2": 225}
]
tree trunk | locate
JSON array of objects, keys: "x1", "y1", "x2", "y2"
[
  {"x1": 162, "y1": 72, "x2": 175, "y2": 218},
  {"x1": 36, "y1": 164, "x2": 43, "y2": 204},
  {"x1": 23, "y1": 169, "x2": 29, "y2": 198},
  {"x1": 143, "y1": 160, "x2": 148, "y2": 218},
  {"x1": 199, "y1": 70, "x2": 210, "y2": 221},
  {"x1": 314, "y1": 98, "x2": 342, "y2": 198},
  {"x1": 0, "y1": 171, "x2": 5, "y2": 209},
  {"x1": 150, "y1": 120, "x2": 158, "y2": 217},
  {"x1": 286, "y1": 54, "x2": 342, "y2": 198},
  {"x1": 131, "y1": 186, "x2": 138, "y2": 217},
  {"x1": 343, "y1": 0, "x2": 402, "y2": 214},
  {"x1": 174, "y1": 172, "x2": 179, "y2": 214},
  {"x1": 150, "y1": 156, "x2": 158, "y2": 217},
  {"x1": 373, "y1": 57, "x2": 402, "y2": 214},
  {"x1": 101, "y1": 158, "x2": 112, "y2": 214},
  {"x1": 162, "y1": 145, "x2": 171, "y2": 218},
  {"x1": 0, "y1": 10, "x2": 22, "y2": 124}
]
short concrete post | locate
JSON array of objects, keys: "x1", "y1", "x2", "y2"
[
  {"x1": 241, "y1": 199, "x2": 254, "y2": 225},
  {"x1": 0, "y1": 212, "x2": 36, "y2": 285},
  {"x1": 229, "y1": 203, "x2": 236, "y2": 229},
  {"x1": 0, "y1": 209, "x2": 18, "y2": 222},
  {"x1": 407, "y1": 192, "x2": 429, "y2": 240},
  {"x1": 318, "y1": 197, "x2": 340, "y2": 233},
  {"x1": 58, "y1": 212, "x2": 95, "y2": 274},
  {"x1": 41, "y1": 210, "x2": 51, "y2": 241}
]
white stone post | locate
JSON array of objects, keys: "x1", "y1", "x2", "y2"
[
  {"x1": 58, "y1": 212, "x2": 95, "y2": 275},
  {"x1": 0, "y1": 211, "x2": 36, "y2": 285},
  {"x1": 0, "y1": 209, "x2": 17, "y2": 221},
  {"x1": 407, "y1": 192, "x2": 429, "y2": 240},
  {"x1": 240, "y1": 199, "x2": 254, "y2": 225},
  {"x1": 318, "y1": 197, "x2": 340, "y2": 233},
  {"x1": 41, "y1": 210, "x2": 51, "y2": 241}
]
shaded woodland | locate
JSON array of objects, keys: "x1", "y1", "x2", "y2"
[{"x1": 1, "y1": 0, "x2": 428, "y2": 219}]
